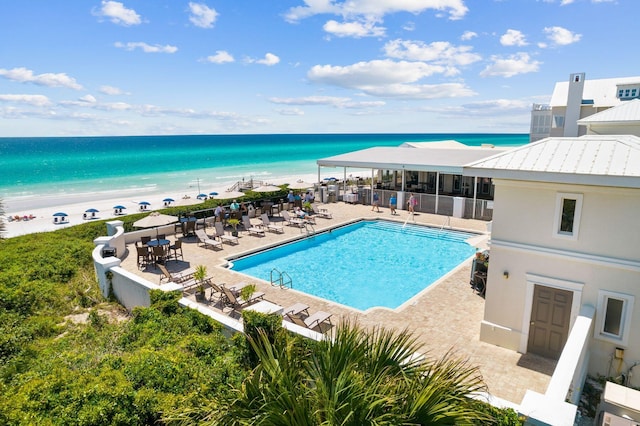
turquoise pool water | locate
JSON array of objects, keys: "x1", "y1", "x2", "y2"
[{"x1": 230, "y1": 220, "x2": 477, "y2": 311}]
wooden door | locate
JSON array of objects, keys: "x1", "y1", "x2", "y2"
[{"x1": 527, "y1": 285, "x2": 573, "y2": 359}]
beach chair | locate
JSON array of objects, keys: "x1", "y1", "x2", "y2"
[
  {"x1": 242, "y1": 216, "x2": 265, "y2": 237},
  {"x1": 195, "y1": 229, "x2": 223, "y2": 250},
  {"x1": 281, "y1": 211, "x2": 305, "y2": 227},
  {"x1": 214, "y1": 222, "x2": 239, "y2": 245},
  {"x1": 282, "y1": 302, "x2": 309, "y2": 317},
  {"x1": 286, "y1": 310, "x2": 333, "y2": 334},
  {"x1": 158, "y1": 263, "x2": 194, "y2": 285},
  {"x1": 221, "y1": 286, "x2": 265, "y2": 311},
  {"x1": 260, "y1": 213, "x2": 284, "y2": 233},
  {"x1": 312, "y1": 204, "x2": 333, "y2": 219}
]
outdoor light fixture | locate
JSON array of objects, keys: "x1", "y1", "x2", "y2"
[{"x1": 503, "y1": 271, "x2": 509, "y2": 279}]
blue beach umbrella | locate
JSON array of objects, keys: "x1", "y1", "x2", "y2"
[
  {"x1": 209, "y1": 192, "x2": 218, "y2": 196},
  {"x1": 53, "y1": 212, "x2": 67, "y2": 217},
  {"x1": 197, "y1": 193, "x2": 208, "y2": 199},
  {"x1": 163, "y1": 198, "x2": 175, "y2": 203},
  {"x1": 113, "y1": 205, "x2": 126, "y2": 210},
  {"x1": 85, "y1": 208, "x2": 99, "y2": 213},
  {"x1": 139, "y1": 201, "x2": 150, "y2": 205}
]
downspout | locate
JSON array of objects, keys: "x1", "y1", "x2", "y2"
[
  {"x1": 435, "y1": 172, "x2": 440, "y2": 214},
  {"x1": 472, "y1": 176, "x2": 478, "y2": 219}
]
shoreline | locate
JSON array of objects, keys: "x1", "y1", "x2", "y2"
[{"x1": 2, "y1": 171, "x2": 360, "y2": 239}]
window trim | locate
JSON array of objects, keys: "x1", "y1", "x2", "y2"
[
  {"x1": 594, "y1": 290, "x2": 634, "y2": 347},
  {"x1": 553, "y1": 192, "x2": 583, "y2": 240}
]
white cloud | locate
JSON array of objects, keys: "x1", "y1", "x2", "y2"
[
  {"x1": 383, "y1": 39, "x2": 481, "y2": 70},
  {"x1": 323, "y1": 19, "x2": 386, "y2": 38},
  {"x1": 480, "y1": 52, "x2": 541, "y2": 78},
  {"x1": 307, "y1": 59, "x2": 476, "y2": 99},
  {"x1": 285, "y1": 0, "x2": 468, "y2": 23},
  {"x1": 460, "y1": 31, "x2": 477, "y2": 41},
  {"x1": 114, "y1": 42, "x2": 178, "y2": 53},
  {"x1": 79, "y1": 94, "x2": 97, "y2": 103},
  {"x1": 0, "y1": 67, "x2": 83, "y2": 90},
  {"x1": 99, "y1": 85, "x2": 128, "y2": 95},
  {"x1": 204, "y1": 50, "x2": 235, "y2": 64},
  {"x1": 269, "y1": 95, "x2": 385, "y2": 109},
  {"x1": 500, "y1": 29, "x2": 527, "y2": 46},
  {"x1": 276, "y1": 107, "x2": 305, "y2": 116},
  {"x1": 0, "y1": 94, "x2": 52, "y2": 106},
  {"x1": 247, "y1": 53, "x2": 280, "y2": 66},
  {"x1": 543, "y1": 26, "x2": 581, "y2": 46},
  {"x1": 96, "y1": 1, "x2": 141, "y2": 26},
  {"x1": 188, "y1": 2, "x2": 218, "y2": 28}
]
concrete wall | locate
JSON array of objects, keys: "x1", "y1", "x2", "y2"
[{"x1": 482, "y1": 179, "x2": 640, "y2": 382}]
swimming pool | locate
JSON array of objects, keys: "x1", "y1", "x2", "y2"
[{"x1": 230, "y1": 220, "x2": 477, "y2": 311}]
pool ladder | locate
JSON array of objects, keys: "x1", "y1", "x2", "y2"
[{"x1": 270, "y1": 268, "x2": 292, "y2": 289}]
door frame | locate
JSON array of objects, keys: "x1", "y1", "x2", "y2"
[{"x1": 519, "y1": 273, "x2": 584, "y2": 354}]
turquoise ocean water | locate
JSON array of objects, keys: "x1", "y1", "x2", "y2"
[{"x1": 0, "y1": 133, "x2": 527, "y2": 209}]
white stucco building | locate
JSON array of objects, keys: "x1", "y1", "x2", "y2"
[{"x1": 464, "y1": 135, "x2": 640, "y2": 390}]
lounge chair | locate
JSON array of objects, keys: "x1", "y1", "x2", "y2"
[
  {"x1": 287, "y1": 310, "x2": 333, "y2": 333},
  {"x1": 281, "y1": 210, "x2": 305, "y2": 227},
  {"x1": 282, "y1": 302, "x2": 309, "y2": 317},
  {"x1": 260, "y1": 213, "x2": 284, "y2": 233},
  {"x1": 312, "y1": 204, "x2": 332, "y2": 219},
  {"x1": 195, "y1": 229, "x2": 223, "y2": 250},
  {"x1": 158, "y1": 264, "x2": 195, "y2": 285},
  {"x1": 242, "y1": 216, "x2": 265, "y2": 237},
  {"x1": 221, "y1": 286, "x2": 265, "y2": 311},
  {"x1": 214, "y1": 222, "x2": 239, "y2": 245}
]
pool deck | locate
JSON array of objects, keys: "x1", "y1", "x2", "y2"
[{"x1": 120, "y1": 202, "x2": 556, "y2": 405}]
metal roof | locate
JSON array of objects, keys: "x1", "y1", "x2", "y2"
[
  {"x1": 464, "y1": 135, "x2": 640, "y2": 188},
  {"x1": 550, "y1": 76, "x2": 640, "y2": 107},
  {"x1": 577, "y1": 99, "x2": 640, "y2": 124},
  {"x1": 317, "y1": 145, "x2": 510, "y2": 174}
]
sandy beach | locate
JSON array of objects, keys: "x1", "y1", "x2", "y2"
[{"x1": 2, "y1": 171, "x2": 359, "y2": 239}]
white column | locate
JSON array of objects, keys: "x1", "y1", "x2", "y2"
[
  {"x1": 472, "y1": 176, "x2": 478, "y2": 219},
  {"x1": 435, "y1": 172, "x2": 440, "y2": 214}
]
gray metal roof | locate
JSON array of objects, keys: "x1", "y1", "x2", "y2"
[
  {"x1": 550, "y1": 76, "x2": 640, "y2": 107},
  {"x1": 317, "y1": 145, "x2": 510, "y2": 174},
  {"x1": 464, "y1": 135, "x2": 640, "y2": 188},
  {"x1": 577, "y1": 99, "x2": 640, "y2": 124}
]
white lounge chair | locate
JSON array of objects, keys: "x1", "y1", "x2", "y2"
[
  {"x1": 282, "y1": 210, "x2": 305, "y2": 227},
  {"x1": 312, "y1": 204, "x2": 332, "y2": 219},
  {"x1": 242, "y1": 216, "x2": 265, "y2": 237},
  {"x1": 214, "y1": 222, "x2": 239, "y2": 245},
  {"x1": 260, "y1": 213, "x2": 284, "y2": 233},
  {"x1": 195, "y1": 229, "x2": 223, "y2": 250}
]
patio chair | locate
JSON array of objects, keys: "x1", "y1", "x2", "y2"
[
  {"x1": 260, "y1": 213, "x2": 284, "y2": 233},
  {"x1": 136, "y1": 245, "x2": 151, "y2": 269},
  {"x1": 183, "y1": 220, "x2": 196, "y2": 238},
  {"x1": 214, "y1": 222, "x2": 239, "y2": 245},
  {"x1": 221, "y1": 286, "x2": 265, "y2": 311},
  {"x1": 141, "y1": 236, "x2": 152, "y2": 244},
  {"x1": 152, "y1": 245, "x2": 167, "y2": 266},
  {"x1": 287, "y1": 310, "x2": 333, "y2": 334},
  {"x1": 195, "y1": 229, "x2": 223, "y2": 250},
  {"x1": 281, "y1": 211, "x2": 305, "y2": 227},
  {"x1": 168, "y1": 239, "x2": 184, "y2": 261},
  {"x1": 242, "y1": 216, "x2": 265, "y2": 237},
  {"x1": 312, "y1": 204, "x2": 332, "y2": 219},
  {"x1": 282, "y1": 302, "x2": 309, "y2": 317},
  {"x1": 158, "y1": 263, "x2": 194, "y2": 285}
]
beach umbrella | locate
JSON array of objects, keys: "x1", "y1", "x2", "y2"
[
  {"x1": 197, "y1": 193, "x2": 208, "y2": 199},
  {"x1": 53, "y1": 212, "x2": 67, "y2": 217},
  {"x1": 287, "y1": 181, "x2": 314, "y2": 190},
  {"x1": 139, "y1": 201, "x2": 150, "y2": 205},
  {"x1": 209, "y1": 191, "x2": 219, "y2": 196},
  {"x1": 214, "y1": 190, "x2": 245, "y2": 200},
  {"x1": 113, "y1": 205, "x2": 126, "y2": 210},
  {"x1": 163, "y1": 198, "x2": 175, "y2": 203},
  {"x1": 85, "y1": 208, "x2": 99, "y2": 213},
  {"x1": 174, "y1": 196, "x2": 202, "y2": 207},
  {"x1": 252, "y1": 184, "x2": 281, "y2": 193}
]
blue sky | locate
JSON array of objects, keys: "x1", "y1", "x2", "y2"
[{"x1": 0, "y1": 0, "x2": 637, "y2": 137}]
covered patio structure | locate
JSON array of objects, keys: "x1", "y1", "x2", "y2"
[{"x1": 316, "y1": 141, "x2": 510, "y2": 220}]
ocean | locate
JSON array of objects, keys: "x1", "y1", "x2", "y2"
[{"x1": 0, "y1": 133, "x2": 527, "y2": 210}]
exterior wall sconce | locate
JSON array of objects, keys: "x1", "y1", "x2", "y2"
[{"x1": 503, "y1": 271, "x2": 509, "y2": 279}]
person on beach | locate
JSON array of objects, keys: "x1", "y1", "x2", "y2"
[
  {"x1": 408, "y1": 193, "x2": 417, "y2": 214},
  {"x1": 371, "y1": 192, "x2": 380, "y2": 212},
  {"x1": 389, "y1": 194, "x2": 397, "y2": 215}
]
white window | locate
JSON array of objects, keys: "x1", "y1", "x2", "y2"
[
  {"x1": 595, "y1": 290, "x2": 634, "y2": 346},
  {"x1": 553, "y1": 193, "x2": 583, "y2": 240},
  {"x1": 552, "y1": 115, "x2": 565, "y2": 128}
]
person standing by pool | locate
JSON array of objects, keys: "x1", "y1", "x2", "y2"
[
  {"x1": 389, "y1": 194, "x2": 397, "y2": 215},
  {"x1": 408, "y1": 193, "x2": 417, "y2": 214},
  {"x1": 371, "y1": 192, "x2": 380, "y2": 212}
]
